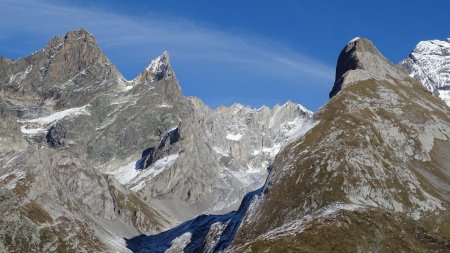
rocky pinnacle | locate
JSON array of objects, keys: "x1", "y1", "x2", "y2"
[{"x1": 329, "y1": 37, "x2": 408, "y2": 98}]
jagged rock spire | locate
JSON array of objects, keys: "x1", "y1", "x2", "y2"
[
  {"x1": 329, "y1": 37, "x2": 407, "y2": 98},
  {"x1": 134, "y1": 51, "x2": 176, "y2": 84}
]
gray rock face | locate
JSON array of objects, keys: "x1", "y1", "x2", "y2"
[
  {"x1": 0, "y1": 29, "x2": 125, "y2": 110},
  {"x1": 136, "y1": 125, "x2": 181, "y2": 170},
  {"x1": 0, "y1": 29, "x2": 313, "y2": 251},
  {"x1": 399, "y1": 38, "x2": 450, "y2": 105},
  {"x1": 0, "y1": 99, "x2": 27, "y2": 156}
]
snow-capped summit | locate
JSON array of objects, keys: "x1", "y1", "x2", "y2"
[
  {"x1": 399, "y1": 38, "x2": 450, "y2": 105},
  {"x1": 146, "y1": 51, "x2": 169, "y2": 71},
  {"x1": 134, "y1": 51, "x2": 176, "y2": 84},
  {"x1": 348, "y1": 36, "x2": 361, "y2": 44}
]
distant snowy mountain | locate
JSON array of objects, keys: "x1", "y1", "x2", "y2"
[{"x1": 399, "y1": 38, "x2": 450, "y2": 105}]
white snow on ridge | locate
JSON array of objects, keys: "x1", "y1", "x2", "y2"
[
  {"x1": 349, "y1": 37, "x2": 361, "y2": 44},
  {"x1": 19, "y1": 105, "x2": 90, "y2": 125},
  {"x1": 20, "y1": 126, "x2": 46, "y2": 134},
  {"x1": 226, "y1": 133, "x2": 243, "y2": 141},
  {"x1": 18, "y1": 105, "x2": 90, "y2": 135},
  {"x1": 158, "y1": 104, "x2": 173, "y2": 108},
  {"x1": 439, "y1": 90, "x2": 450, "y2": 106},
  {"x1": 144, "y1": 51, "x2": 171, "y2": 82}
]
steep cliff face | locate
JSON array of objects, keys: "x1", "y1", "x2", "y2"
[
  {"x1": 0, "y1": 99, "x2": 26, "y2": 156},
  {"x1": 399, "y1": 38, "x2": 450, "y2": 105},
  {"x1": 229, "y1": 38, "x2": 450, "y2": 252}
]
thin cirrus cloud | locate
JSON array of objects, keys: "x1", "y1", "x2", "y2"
[{"x1": 0, "y1": 0, "x2": 334, "y2": 109}]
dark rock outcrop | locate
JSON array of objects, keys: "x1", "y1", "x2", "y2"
[
  {"x1": 136, "y1": 126, "x2": 181, "y2": 170},
  {"x1": 46, "y1": 122, "x2": 67, "y2": 148}
]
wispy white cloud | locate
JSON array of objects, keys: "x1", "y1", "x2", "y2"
[
  {"x1": 0, "y1": 0, "x2": 334, "y2": 109},
  {"x1": 0, "y1": 0, "x2": 333, "y2": 80}
]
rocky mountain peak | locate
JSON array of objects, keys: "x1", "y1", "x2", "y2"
[
  {"x1": 335, "y1": 38, "x2": 382, "y2": 78},
  {"x1": 329, "y1": 37, "x2": 407, "y2": 98},
  {"x1": 414, "y1": 39, "x2": 450, "y2": 55},
  {"x1": 133, "y1": 51, "x2": 175, "y2": 84},
  {"x1": 1, "y1": 29, "x2": 124, "y2": 109},
  {"x1": 43, "y1": 29, "x2": 112, "y2": 74},
  {"x1": 43, "y1": 29, "x2": 102, "y2": 61},
  {"x1": 64, "y1": 28, "x2": 95, "y2": 42}
]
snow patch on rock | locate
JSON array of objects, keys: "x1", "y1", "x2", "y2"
[
  {"x1": 127, "y1": 154, "x2": 179, "y2": 191},
  {"x1": 18, "y1": 105, "x2": 90, "y2": 135},
  {"x1": 349, "y1": 37, "x2": 361, "y2": 44},
  {"x1": 226, "y1": 133, "x2": 243, "y2": 141},
  {"x1": 165, "y1": 232, "x2": 192, "y2": 253}
]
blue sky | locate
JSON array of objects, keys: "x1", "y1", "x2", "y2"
[{"x1": 1, "y1": 0, "x2": 449, "y2": 111}]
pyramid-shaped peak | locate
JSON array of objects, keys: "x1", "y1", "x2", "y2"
[
  {"x1": 46, "y1": 29, "x2": 95, "y2": 45},
  {"x1": 134, "y1": 51, "x2": 175, "y2": 84},
  {"x1": 43, "y1": 28, "x2": 100, "y2": 55},
  {"x1": 146, "y1": 50, "x2": 170, "y2": 73}
]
